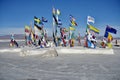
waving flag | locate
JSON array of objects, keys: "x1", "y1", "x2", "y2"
[
  {"x1": 106, "y1": 25, "x2": 117, "y2": 34},
  {"x1": 87, "y1": 24, "x2": 100, "y2": 34},
  {"x1": 52, "y1": 7, "x2": 62, "y2": 29},
  {"x1": 104, "y1": 31, "x2": 109, "y2": 38},
  {"x1": 69, "y1": 27, "x2": 75, "y2": 31},
  {"x1": 34, "y1": 23, "x2": 42, "y2": 31},
  {"x1": 57, "y1": 19, "x2": 62, "y2": 28},
  {"x1": 57, "y1": 9, "x2": 60, "y2": 15},
  {"x1": 53, "y1": 14, "x2": 58, "y2": 25},
  {"x1": 108, "y1": 33, "x2": 113, "y2": 42},
  {"x1": 70, "y1": 15, "x2": 75, "y2": 21},
  {"x1": 69, "y1": 15, "x2": 77, "y2": 26},
  {"x1": 34, "y1": 23, "x2": 42, "y2": 38},
  {"x1": 25, "y1": 25, "x2": 30, "y2": 33},
  {"x1": 71, "y1": 20, "x2": 77, "y2": 26},
  {"x1": 104, "y1": 31, "x2": 113, "y2": 42},
  {"x1": 34, "y1": 16, "x2": 41, "y2": 24},
  {"x1": 52, "y1": 7, "x2": 60, "y2": 15},
  {"x1": 87, "y1": 16, "x2": 95, "y2": 24},
  {"x1": 104, "y1": 25, "x2": 117, "y2": 42},
  {"x1": 42, "y1": 17, "x2": 48, "y2": 22}
]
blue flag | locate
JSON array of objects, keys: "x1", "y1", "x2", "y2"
[
  {"x1": 104, "y1": 31, "x2": 108, "y2": 38},
  {"x1": 42, "y1": 17, "x2": 48, "y2": 22},
  {"x1": 106, "y1": 25, "x2": 117, "y2": 34}
]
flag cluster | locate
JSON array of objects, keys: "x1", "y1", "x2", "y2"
[
  {"x1": 86, "y1": 16, "x2": 99, "y2": 34},
  {"x1": 24, "y1": 16, "x2": 48, "y2": 46},
  {"x1": 69, "y1": 15, "x2": 77, "y2": 31},
  {"x1": 34, "y1": 16, "x2": 48, "y2": 25},
  {"x1": 34, "y1": 16, "x2": 48, "y2": 37},
  {"x1": 52, "y1": 7, "x2": 62, "y2": 28},
  {"x1": 52, "y1": 7, "x2": 62, "y2": 46},
  {"x1": 104, "y1": 25, "x2": 117, "y2": 42}
]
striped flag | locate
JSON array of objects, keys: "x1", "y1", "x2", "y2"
[
  {"x1": 87, "y1": 16, "x2": 95, "y2": 24},
  {"x1": 70, "y1": 15, "x2": 77, "y2": 26},
  {"x1": 34, "y1": 23, "x2": 42, "y2": 37}
]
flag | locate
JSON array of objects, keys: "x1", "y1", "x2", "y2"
[
  {"x1": 42, "y1": 17, "x2": 48, "y2": 22},
  {"x1": 71, "y1": 20, "x2": 77, "y2": 26},
  {"x1": 87, "y1": 16, "x2": 95, "y2": 24},
  {"x1": 58, "y1": 19, "x2": 62, "y2": 25},
  {"x1": 104, "y1": 31, "x2": 113, "y2": 42},
  {"x1": 108, "y1": 33, "x2": 113, "y2": 42},
  {"x1": 34, "y1": 16, "x2": 41, "y2": 24},
  {"x1": 58, "y1": 19, "x2": 62, "y2": 28},
  {"x1": 104, "y1": 31, "x2": 109, "y2": 38},
  {"x1": 30, "y1": 30, "x2": 36, "y2": 41},
  {"x1": 57, "y1": 9, "x2": 60, "y2": 15},
  {"x1": 34, "y1": 24, "x2": 42, "y2": 31},
  {"x1": 87, "y1": 24, "x2": 100, "y2": 34},
  {"x1": 106, "y1": 25, "x2": 117, "y2": 34},
  {"x1": 69, "y1": 27, "x2": 75, "y2": 31},
  {"x1": 25, "y1": 25, "x2": 30, "y2": 33},
  {"x1": 53, "y1": 14, "x2": 58, "y2": 25},
  {"x1": 52, "y1": 7, "x2": 60, "y2": 15},
  {"x1": 34, "y1": 24, "x2": 42, "y2": 37},
  {"x1": 70, "y1": 15, "x2": 77, "y2": 26},
  {"x1": 70, "y1": 15, "x2": 75, "y2": 21}
]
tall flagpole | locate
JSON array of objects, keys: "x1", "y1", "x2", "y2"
[{"x1": 52, "y1": 6, "x2": 56, "y2": 46}]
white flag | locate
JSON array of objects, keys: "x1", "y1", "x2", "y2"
[{"x1": 87, "y1": 16, "x2": 95, "y2": 24}]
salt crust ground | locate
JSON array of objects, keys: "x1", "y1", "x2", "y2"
[{"x1": 0, "y1": 40, "x2": 120, "y2": 80}]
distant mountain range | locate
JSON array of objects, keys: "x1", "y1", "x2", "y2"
[{"x1": 0, "y1": 34, "x2": 25, "y2": 39}]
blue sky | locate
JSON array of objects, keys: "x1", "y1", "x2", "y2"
[{"x1": 0, "y1": 0, "x2": 120, "y2": 37}]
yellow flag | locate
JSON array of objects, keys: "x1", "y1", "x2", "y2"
[
  {"x1": 108, "y1": 33, "x2": 113, "y2": 42},
  {"x1": 88, "y1": 24, "x2": 100, "y2": 33},
  {"x1": 69, "y1": 27, "x2": 75, "y2": 31},
  {"x1": 71, "y1": 21, "x2": 77, "y2": 26},
  {"x1": 25, "y1": 25, "x2": 30, "y2": 30},
  {"x1": 34, "y1": 18, "x2": 41, "y2": 24},
  {"x1": 57, "y1": 9, "x2": 60, "y2": 15}
]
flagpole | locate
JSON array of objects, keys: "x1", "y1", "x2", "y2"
[
  {"x1": 69, "y1": 28, "x2": 71, "y2": 47},
  {"x1": 52, "y1": 6, "x2": 56, "y2": 46},
  {"x1": 84, "y1": 16, "x2": 88, "y2": 47}
]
